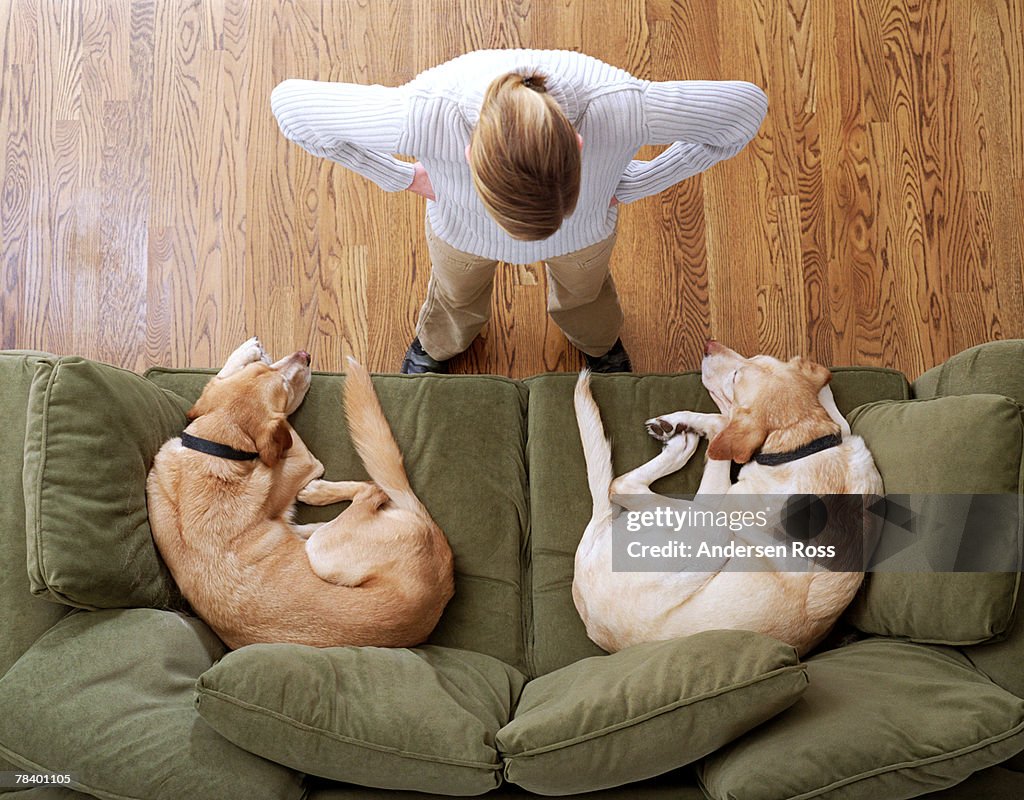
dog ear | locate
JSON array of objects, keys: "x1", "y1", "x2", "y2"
[
  {"x1": 707, "y1": 412, "x2": 767, "y2": 464},
  {"x1": 793, "y1": 357, "x2": 832, "y2": 390},
  {"x1": 256, "y1": 418, "x2": 292, "y2": 467},
  {"x1": 186, "y1": 397, "x2": 208, "y2": 421}
]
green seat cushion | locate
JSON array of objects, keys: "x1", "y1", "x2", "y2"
[
  {"x1": 524, "y1": 369, "x2": 909, "y2": 676},
  {"x1": 699, "y1": 639, "x2": 1024, "y2": 800},
  {"x1": 1, "y1": 788, "x2": 95, "y2": 799},
  {"x1": 924, "y1": 767, "x2": 1024, "y2": 799},
  {"x1": 22, "y1": 357, "x2": 191, "y2": 610},
  {"x1": 147, "y1": 369, "x2": 530, "y2": 671},
  {"x1": 195, "y1": 644, "x2": 527, "y2": 796},
  {"x1": 305, "y1": 770, "x2": 711, "y2": 799},
  {"x1": 0, "y1": 609, "x2": 303, "y2": 800},
  {"x1": 496, "y1": 630, "x2": 808, "y2": 795},
  {"x1": 292, "y1": 768, "x2": 1024, "y2": 800},
  {"x1": 846, "y1": 395, "x2": 1024, "y2": 644}
]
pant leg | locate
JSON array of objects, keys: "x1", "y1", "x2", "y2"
[
  {"x1": 415, "y1": 220, "x2": 500, "y2": 361},
  {"x1": 543, "y1": 228, "x2": 623, "y2": 357}
]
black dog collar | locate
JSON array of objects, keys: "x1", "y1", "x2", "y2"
[
  {"x1": 731, "y1": 432, "x2": 843, "y2": 484},
  {"x1": 752, "y1": 432, "x2": 843, "y2": 466},
  {"x1": 180, "y1": 431, "x2": 259, "y2": 461}
]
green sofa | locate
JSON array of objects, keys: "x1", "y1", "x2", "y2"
[{"x1": 1, "y1": 340, "x2": 1023, "y2": 800}]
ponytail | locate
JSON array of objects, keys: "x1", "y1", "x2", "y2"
[{"x1": 469, "y1": 71, "x2": 581, "y2": 241}]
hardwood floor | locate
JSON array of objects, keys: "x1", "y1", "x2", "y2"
[{"x1": 2, "y1": 0, "x2": 1022, "y2": 377}]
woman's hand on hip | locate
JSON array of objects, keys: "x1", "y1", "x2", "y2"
[{"x1": 408, "y1": 162, "x2": 436, "y2": 200}]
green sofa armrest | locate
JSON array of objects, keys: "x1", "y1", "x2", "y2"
[{"x1": 0, "y1": 352, "x2": 69, "y2": 678}]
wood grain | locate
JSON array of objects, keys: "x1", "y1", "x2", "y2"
[{"x1": 1, "y1": 0, "x2": 1022, "y2": 379}]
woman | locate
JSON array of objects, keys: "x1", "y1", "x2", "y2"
[{"x1": 272, "y1": 50, "x2": 767, "y2": 373}]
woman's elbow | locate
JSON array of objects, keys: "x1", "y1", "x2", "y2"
[
  {"x1": 732, "y1": 81, "x2": 769, "y2": 140},
  {"x1": 270, "y1": 79, "x2": 314, "y2": 142}
]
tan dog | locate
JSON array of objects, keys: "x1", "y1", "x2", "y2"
[
  {"x1": 573, "y1": 340, "x2": 882, "y2": 656},
  {"x1": 147, "y1": 338, "x2": 454, "y2": 649}
]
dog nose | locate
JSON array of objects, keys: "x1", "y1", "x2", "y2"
[
  {"x1": 705, "y1": 339, "x2": 720, "y2": 356},
  {"x1": 298, "y1": 351, "x2": 311, "y2": 366}
]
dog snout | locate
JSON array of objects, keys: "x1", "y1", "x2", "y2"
[
  {"x1": 284, "y1": 350, "x2": 311, "y2": 368},
  {"x1": 705, "y1": 339, "x2": 723, "y2": 357},
  {"x1": 269, "y1": 350, "x2": 313, "y2": 374}
]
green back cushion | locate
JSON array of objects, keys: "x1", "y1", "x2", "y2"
[
  {"x1": 0, "y1": 609, "x2": 304, "y2": 800},
  {"x1": 147, "y1": 369, "x2": 530, "y2": 671},
  {"x1": 846, "y1": 395, "x2": 1023, "y2": 643},
  {"x1": 524, "y1": 368, "x2": 910, "y2": 676},
  {"x1": 911, "y1": 341, "x2": 1024, "y2": 696},
  {"x1": 196, "y1": 644, "x2": 526, "y2": 795},
  {"x1": 22, "y1": 357, "x2": 191, "y2": 611},
  {"x1": 700, "y1": 639, "x2": 1024, "y2": 800},
  {"x1": 914, "y1": 340, "x2": 1024, "y2": 402},
  {"x1": 496, "y1": 630, "x2": 807, "y2": 796}
]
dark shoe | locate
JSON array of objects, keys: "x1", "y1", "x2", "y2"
[
  {"x1": 400, "y1": 337, "x2": 450, "y2": 374},
  {"x1": 583, "y1": 339, "x2": 633, "y2": 373}
]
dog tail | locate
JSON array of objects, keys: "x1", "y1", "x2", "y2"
[
  {"x1": 343, "y1": 357, "x2": 425, "y2": 515},
  {"x1": 574, "y1": 370, "x2": 614, "y2": 525}
]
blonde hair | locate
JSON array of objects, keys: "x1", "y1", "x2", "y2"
[{"x1": 469, "y1": 72, "x2": 581, "y2": 241}]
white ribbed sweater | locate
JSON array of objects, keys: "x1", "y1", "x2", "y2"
[{"x1": 272, "y1": 49, "x2": 768, "y2": 263}]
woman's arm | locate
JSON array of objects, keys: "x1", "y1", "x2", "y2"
[
  {"x1": 614, "y1": 80, "x2": 768, "y2": 204},
  {"x1": 271, "y1": 79, "x2": 416, "y2": 192}
]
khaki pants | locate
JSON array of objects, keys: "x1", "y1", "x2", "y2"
[{"x1": 416, "y1": 221, "x2": 623, "y2": 361}]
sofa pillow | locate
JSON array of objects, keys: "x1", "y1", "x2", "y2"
[
  {"x1": 195, "y1": 643, "x2": 527, "y2": 795},
  {"x1": 0, "y1": 609, "x2": 304, "y2": 800},
  {"x1": 147, "y1": 368, "x2": 531, "y2": 672},
  {"x1": 22, "y1": 357, "x2": 191, "y2": 610},
  {"x1": 846, "y1": 394, "x2": 1023, "y2": 644},
  {"x1": 495, "y1": 630, "x2": 808, "y2": 795},
  {"x1": 699, "y1": 639, "x2": 1024, "y2": 800}
]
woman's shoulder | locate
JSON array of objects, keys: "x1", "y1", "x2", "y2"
[
  {"x1": 407, "y1": 50, "x2": 521, "y2": 88},
  {"x1": 407, "y1": 49, "x2": 639, "y2": 88}
]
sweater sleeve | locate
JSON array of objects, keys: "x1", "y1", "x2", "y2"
[
  {"x1": 614, "y1": 80, "x2": 768, "y2": 204},
  {"x1": 271, "y1": 79, "x2": 416, "y2": 193}
]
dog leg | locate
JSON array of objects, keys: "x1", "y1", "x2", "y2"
[
  {"x1": 645, "y1": 412, "x2": 734, "y2": 494},
  {"x1": 297, "y1": 479, "x2": 384, "y2": 506},
  {"x1": 646, "y1": 411, "x2": 726, "y2": 442},
  {"x1": 217, "y1": 337, "x2": 271, "y2": 378},
  {"x1": 292, "y1": 523, "x2": 324, "y2": 541},
  {"x1": 294, "y1": 482, "x2": 388, "y2": 558},
  {"x1": 610, "y1": 430, "x2": 700, "y2": 497},
  {"x1": 818, "y1": 385, "x2": 851, "y2": 438},
  {"x1": 695, "y1": 458, "x2": 734, "y2": 495},
  {"x1": 647, "y1": 411, "x2": 733, "y2": 493},
  {"x1": 304, "y1": 489, "x2": 392, "y2": 586}
]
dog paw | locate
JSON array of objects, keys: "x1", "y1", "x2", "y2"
[
  {"x1": 297, "y1": 479, "x2": 328, "y2": 505},
  {"x1": 247, "y1": 336, "x2": 272, "y2": 365},
  {"x1": 219, "y1": 337, "x2": 272, "y2": 378},
  {"x1": 233, "y1": 336, "x2": 269, "y2": 365},
  {"x1": 646, "y1": 417, "x2": 691, "y2": 443}
]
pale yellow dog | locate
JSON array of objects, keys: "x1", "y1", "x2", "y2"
[{"x1": 573, "y1": 341, "x2": 882, "y2": 656}]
